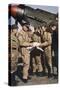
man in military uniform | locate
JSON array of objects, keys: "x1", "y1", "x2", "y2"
[
  {"x1": 10, "y1": 24, "x2": 19, "y2": 86},
  {"x1": 40, "y1": 25, "x2": 53, "y2": 78},
  {"x1": 50, "y1": 22, "x2": 58, "y2": 78},
  {"x1": 18, "y1": 23, "x2": 34, "y2": 83},
  {"x1": 31, "y1": 27, "x2": 44, "y2": 76}
]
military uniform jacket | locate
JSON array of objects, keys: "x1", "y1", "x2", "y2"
[
  {"x1": 32, "y1": 32, "x2": 41, "y2": 43},
  {"x1": 31, "y1": 32, "x2": 41, "y2": 56},
  {"x1": 41, "y1": 31, "x2": 52, "y2": 56},
  {"x1": 11, "y1": 33, "x2": 19, "y2": 61},
  {"x1": 18, "y1": 30, "x2": 32, "y2": 56}
]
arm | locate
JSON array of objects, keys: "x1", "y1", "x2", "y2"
[
  {"x1": 18, "y1": 34, "x2": 33, "y2": 47},
  {"x1": 40, "y1": 32, "x2": 52, "y2": 47}
]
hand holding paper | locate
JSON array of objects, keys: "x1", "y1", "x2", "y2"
[{"x1": 33, "y1": 42, "x2": 40, "y2": 47}]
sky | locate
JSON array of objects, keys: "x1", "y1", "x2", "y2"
[{"x1": 27, "y1": 5, "x2": 58, "y2": 14}]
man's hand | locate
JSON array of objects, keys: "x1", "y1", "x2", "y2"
[{"x1": 32, "y1": 42, "x2": 40, "y2": 47}]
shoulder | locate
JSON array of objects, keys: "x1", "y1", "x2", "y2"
[
  {"x1": 47, "y1": 32, "x2": 51, "y2": 36},
  {"x1": 19, "y1": 30, "x2": 24, "y2": 34},
  {"x1": 11, "y1": 33, "x2": 15, "y2": 39}
]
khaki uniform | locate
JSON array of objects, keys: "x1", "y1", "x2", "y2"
[
  {"x1": 18, "y1": 30, "x2": 32, "y2": 79},
  {"x1": 11, "y1": 33, "x2": 19, "y2": 73},
  {"x1": 41, "y1": 31, "x2": 52, "y2": 74},
  {"x1": 31, "y1": 32, "x2": 43, "y2": 73}
]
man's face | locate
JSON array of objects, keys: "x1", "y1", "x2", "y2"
[
  {"x1": 13, "y1": 28, "x2": 17, "y2": 34},
  {"x1": 35, "y1": 28, "x2": 40, "y2": 34},
  {"x1": 42, "y1": 26, "x2": 46, "y2": 32},
  {"x1": 51, "y1": 26, "x2": 56, "y2": 31},
  {"x1": 23, "y1": 25, "x2": 28, "y2": 31}
]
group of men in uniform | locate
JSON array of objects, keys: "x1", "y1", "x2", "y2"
[{"x1": 9, "y1": 20, "x2": 58, "y2": 86}]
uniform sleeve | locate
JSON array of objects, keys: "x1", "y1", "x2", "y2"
[
  {"x1": 18, "y1": 34, "x2": 24, "y2": 46},
  {"x1": 11, "y1": 34, "x2": 19, "y2": 50},
  {"x1": 18, "y1": 33, "x2": 33, "y2": 47},
  {"x1": 31, "y1": 34, "x2": 36, "y2": 42},
  {"x1": 40, "y1": 32, "x2": 52, "y2": 47},
  {"x1": 47, "y1": 33, "x2": 52, "y2": 45}
]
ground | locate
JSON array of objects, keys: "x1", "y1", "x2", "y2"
[
  {"x1": 16, "y1": 75, "x2": 58, "y2": 86},
  {"x1": 15, "y1": 66, "x2": 58, "y2": 86}
]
